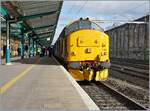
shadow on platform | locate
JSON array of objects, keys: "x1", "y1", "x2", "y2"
[{"x1": 11, "y1": 56, "x2": 59, "y2": 65}]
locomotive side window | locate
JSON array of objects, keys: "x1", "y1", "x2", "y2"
[{"x1": 65, "y1": 22, "x2": 78, "y2": 36}]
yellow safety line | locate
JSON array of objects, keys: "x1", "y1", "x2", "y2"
[{"x1": 0, "y1": 58, "x2": 39, "y2": 94}]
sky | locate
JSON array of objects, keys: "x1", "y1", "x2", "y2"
[{"x1": 52, "y1": 0, "x2": 149, "y2": 44}]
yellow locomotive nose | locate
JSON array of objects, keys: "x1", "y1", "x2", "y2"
[{"x1": 54, "y1": 19, "x2": 110, "y2": 82}]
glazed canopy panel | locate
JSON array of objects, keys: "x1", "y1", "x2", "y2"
[{"x1": 2, "y1": 1, "x2": 63, "y2": 46}]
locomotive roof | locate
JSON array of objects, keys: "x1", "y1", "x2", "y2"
[
  {"x1": 65, "y1": 18, "x2": 103, "y2": 30},
  {"x1": 55, "y1": 18, "x2": 104, "y2": 43}
]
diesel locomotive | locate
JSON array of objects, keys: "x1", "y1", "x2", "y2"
[{"x1": 53, "y1": 18, "x2": 110, "y2": 81}]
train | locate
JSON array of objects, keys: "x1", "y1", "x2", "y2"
[{"x1": 53, "y1": 18, "x2": 110, "y2": 81}]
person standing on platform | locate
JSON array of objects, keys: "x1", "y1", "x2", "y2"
[
  {"x1": 3, "y1": 45, "x2": 6, "y2": 58},
  {"x1": 45, "y1": 48, "x2": 48, "y2": 56},
  {"x1": 24, "y1": 45, "x2": 28, "y2": 58},
  {"x1": 37, "y1": 47, "x2": 41, "y2": 55},
  {"x1": 17, "y1": 47, "x2": 21, "y2": 56},
  {"x1": 48, "y1": 47, "x2": 52, "y2": 57},
  {"x1": 42, "y1": 47, "x2": 45, "y2": 56}
]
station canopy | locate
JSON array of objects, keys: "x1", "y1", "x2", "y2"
[{"x1": 1, "y1": 1, "x2": 63, "y2": 47}]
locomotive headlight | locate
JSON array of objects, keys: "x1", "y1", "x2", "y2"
[
  {"x1": 71, "y1": 51, "x2": 76, "y2": 56},
  {"x1": 85, "y1": 48, "x2": 92, "y2": 53},
  {"x1": 104, "y1": 52, "x2": 107, "y2": 55},
  {"x1": 95, "y1": 40, "x2": 99, "y2": 44},
  {"x1": 102, "y1": 43, "x2": 106, "y2": 47},
  {"x1": 101, "y1": 52, "x2": 107, "y2": 56}
]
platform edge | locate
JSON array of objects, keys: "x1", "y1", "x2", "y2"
[{"x1": 52, "y1": 56, "x2": 100, "y2": 111}]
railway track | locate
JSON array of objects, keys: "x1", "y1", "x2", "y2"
[
  {"x1": 111, "y1": 61, "x2": 149, "y2": 70},
  {"x1": 110, "y1": 63, "x2": 149, "y2": 88},
  {"x1": 111, "y1": 64, "x2": 149, "y2": 80},
  {"x1": 79, "y1": 81, "x2": 147, "y2": 110},
  {"x1": 103, "y1": 77, "x2": 149, "y2": 108}
]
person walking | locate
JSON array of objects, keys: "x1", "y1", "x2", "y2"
[
  {"x1": 48, "y1": 47, "x2": 52, "y2": 57},
  {"x1": 24, "y1": 45, "x2": 28, "y2": 58},
  {"x1": 17, "y1": 47, "x2": 21, "y2": 56},
  {"x1": 3, "y1": 45, "x2": 6, "y2": 58}
]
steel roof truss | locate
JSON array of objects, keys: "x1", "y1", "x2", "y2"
[
  {"x1": 32, "y1": 24, "x2": 55, "y2": 30},
  {"x1": 18, "y1": 10, "x2": 59, "y2": 21}
]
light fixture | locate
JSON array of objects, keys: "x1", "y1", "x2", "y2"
[{"x1": 47, "y1": 38, "x2": 50, "y2": 41}]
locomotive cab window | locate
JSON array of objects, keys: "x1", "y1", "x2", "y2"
[
  {"x1": 79, "y1": 20, "x2": 91, "y2": 29},
  {"x1": 91, "y1": 22, "x2": 104, "y2": 31},
  {"x1": 65, "y1": 19, "x2": 104, "y2": 36},
  {"x1": 65, "y1": 22, "x2": 79, "y2": 36}
]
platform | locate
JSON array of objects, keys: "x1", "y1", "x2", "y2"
[{"x1": 0, "y1": 56, "x2": 99, "y2": 110}]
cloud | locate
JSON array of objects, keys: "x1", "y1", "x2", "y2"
[{"x1": 52, "y1": 1, "x2": 149, "y2": 44}]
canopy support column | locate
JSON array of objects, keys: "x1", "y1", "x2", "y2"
[
  {"x1": 32, "y1": 40, "x2": 35, "y2": 56},
  {"x1": 28, "y1": 37, "x2": 31, "y2": 58},
  {"x1": 5, "y1": 21, "x2": 11, "y2": 65},
  {"x1": 21, "y1": 30, "x2": 24, "y2": 59}
]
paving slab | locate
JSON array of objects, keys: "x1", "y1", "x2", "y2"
[{"x1": 0, "y1": 56, "x2": 99, "y2": 110}]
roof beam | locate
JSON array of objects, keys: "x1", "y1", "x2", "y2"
[
  {"x1": 36, "y1": 30, "x2": 53, "y2": 35},
  {"x1": 38, "y1": 35, "x2": 52, "y2": 38},
  {"x1": 32, "y1": 24, "x2": 55, "y2": 30},
  {"x1": 37, "y1": 36, "x2": 50, "y2": 39},
  {"x1": 18, "y1": 10, "x2": 59, "y2": 21},
  {"x1": 20, "y1": 2, "x2": 59, "y2": 10},
  {"x1": 37, "y1": 32, "x2": 53, "y2": 36},
  {"x1": 6, "y1": 2, "x2": 32, "y2": 31},
  {"x1": 33, "y1": 33, "x2": 52, "y2": 39}
]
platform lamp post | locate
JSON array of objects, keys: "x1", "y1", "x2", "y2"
[
  {"x1": 28, "y1": 36, "x2": 31, "y2": 58},
  {"x1": 35, "y1": 41, "x2": 38, "y2": 56},
  {"x1": 5, "y1": 20, "x2": 11, "y2": 65},
  {"x1": 32, "y1": 40, "x2": 34, "y2": 56},
  {"x1": 0, "y1": 22, "x2": 2, "y2": 65},
  {"x1": 0, "y1": 38, "x2": 1, "y2": 65}
]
